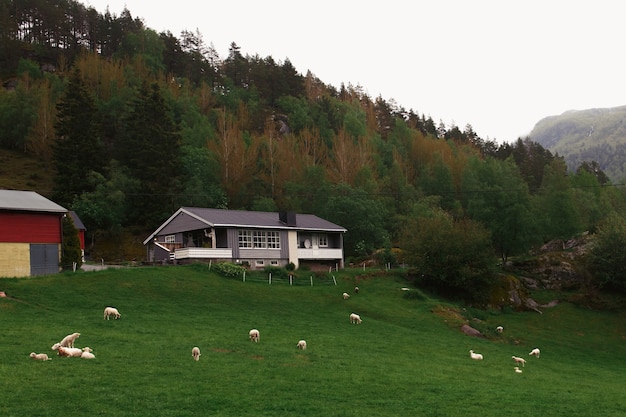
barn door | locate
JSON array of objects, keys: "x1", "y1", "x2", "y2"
[{"x1": 30, "y1": 244, "x2": 59, "y2": 276}]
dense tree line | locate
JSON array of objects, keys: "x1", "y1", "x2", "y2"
[{"x1": 1, "y1": 0, "x2": 625, "y2": 301}]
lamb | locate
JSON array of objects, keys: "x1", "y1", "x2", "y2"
[
  {"x1": 512, "y1": 356, "x2": 526, "y2": 367},
  {"x1": 354, "y1": 286, "x2": 359, "y2": 294},
  {"x1": 104, "y1": 306, "x2": 121, "y2": 320},
  {"x1": 296, "y1": 340, "x2": 307, "y2": 350},
  {"x1": 249, "y1": 329, "x2": 260, "y2": 342},
  {"x1": 53, "y1": 332, "x2": 80, "y2": 349},
  {"x1": 469, "y1": 350, "x2": 483, "y2": 360},
  {"x1": 349, "y1": 313, "x2": 362, "y2": 324},
  {"x1": 30, "y1": 352, "x2": 52, "y2": 361},
  {"x1": 57, "y1": 346, "x2": 83, "y2": 357},
  {"x1": 342, "y1": 292, "x2": 350, "y2": 300},
  {"x1": 529, "y1": 348, "x2": 541, "y2": 358},
  {"x1": 192, "y1": 346, "x2": 201, "y2": 361},
  {"x1": 514, "y1": 366, "x2": 523, "y2": 373},
  {"x1": 81, "y1": 347, "x2": 95, "y2": 359},
  {"x1": 496, "y1": 326, "x2": 503, "y2": 333}
]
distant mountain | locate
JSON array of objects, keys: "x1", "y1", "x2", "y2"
[{"x1": 529, "y1": 106, "x2": 626, "y2": 182}]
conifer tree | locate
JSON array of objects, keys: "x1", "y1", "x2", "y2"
[{"x1": 60, "y1": 215, "x2": 82, "y2": 270}]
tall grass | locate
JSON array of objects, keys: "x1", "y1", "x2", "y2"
[{"x1": 1, "y1": 264, "x2": 625, "y2": 416}]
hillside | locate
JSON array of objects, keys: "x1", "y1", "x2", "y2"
[{"x1": 529, "y1": 106, "x2": 626, "y2": 182}]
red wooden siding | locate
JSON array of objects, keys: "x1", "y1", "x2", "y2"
[{"x1": 0, "y1": 212, "x2": 63, "y2": 243}]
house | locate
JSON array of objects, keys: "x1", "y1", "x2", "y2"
[
  {"x1": 143, "y1": 207, "x2": 347, "y2": 270},
  {"x1": 0, "y1": 190, "x2": 67, "y2": 277},
  {"x1": 69, "y1": 211, "x2": 86, "y2": 262}
]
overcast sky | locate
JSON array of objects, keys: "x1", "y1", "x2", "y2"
[{"x1": 85, "y1": 0, "x2": 626, "y2": 143}]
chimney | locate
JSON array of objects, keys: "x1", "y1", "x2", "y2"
[{"x1": 279, "y1": 211, "x2": 297, "y2": 227}]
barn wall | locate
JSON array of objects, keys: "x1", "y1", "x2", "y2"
[
  {"x1": 0, "y1": 212, "x2": 62, "y2": 243},
  {"x1": 0, "y1": 243, "x2": 31, "y2": 278}
]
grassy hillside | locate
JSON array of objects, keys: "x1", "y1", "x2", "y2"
[
  {"x1": 529, "y1": 106, "x2": 626, "y2": 182},
  {"x1": 0, "y1": 148, "x2": 55, "y2": 196},
  {"x1": 1, "y1": 265, "x2": 625, "y2": 416}
]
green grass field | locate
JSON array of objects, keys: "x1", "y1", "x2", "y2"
[{"x1": 1, "y1": 264, "x2": 625, "y2": 416}]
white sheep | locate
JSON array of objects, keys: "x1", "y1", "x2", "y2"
[
  {"x1": 529, "y1": 348, "x2": 541, "y2": 358},
  {"x1": 54, "y1": 332, "x2": 80, "y2": 349},
  {"x1": 342, "y1": 292, "x2": 350, "y2": 300},
  {"x1": 30, "y1": 352, "x2": 52, "y2": 361},
  {"x1": 512, "y1": 356, "x2": 526, "y2": 367},
  {"x1": 469, "y1": 350, "x2": 483, "y2": 360},
  {"x1": 296, "y1": 340, "x2": 307, "y2": 350},
  {"x1": 192, "y1": 346, "x2": 201, "y2": 361},
  {"x1": 249, "y1": 329, "x2": 260, "y2": 342},
  {"x1": 514, "y1": 366, "x2": 523, "y2": 373},
  {"x1": 496, "y1": 326, "x2": 503, "y2": 333},
  {"x1": 349, "y1": 313, "x2": 362, "y2": 324},
  {"x1": 104, "y1": 306, "x2": 121, "y2": 320},
  {"x1": 58, "y1": 346, "x2": 83, "y2": 357},
  {"x1": 81, "y1": 347, "x2": 95, "y2": 359}
]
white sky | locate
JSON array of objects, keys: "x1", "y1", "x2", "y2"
[{"x1": 85, "y1": 0, "x2": 626, "y2": 143}]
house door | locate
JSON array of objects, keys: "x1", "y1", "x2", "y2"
[{"x1": 30, "y1": 244, "x2": 59, "y2": 276}]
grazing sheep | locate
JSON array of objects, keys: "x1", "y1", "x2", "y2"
[
  {"x1": 81, "y1": 347, "x2": 95, "y2": 359},
  {"x1": 104, "y1": 306, "x2": 121, "y2": 320},
  {"x1": 192, "y1": 346, "x2": 201, "y2": 361},
  {"x1": 30, "y1": 352, "x2": 52, "y2": 361},
  {"x1": 512, "y1": 356, "x2": 526, "y2": 367},
  {"x1": 349, "y1": 313, "x2": 362, "y2": 324},
  {"x1": 296, "y1": 340, "x2": 307, "y2": 350},
  {"x1": 514, "y1": 366, "x2": 523, "y2": 373},
  {"x1": 342, "y1": 292, "x2": 350, "y2": 300},
  {"x1": 58, "y1": 346, "x2": 83, "y2": 357},
  {"x1": 496, "y1": 326, "x2": 503, "y2": 333},
  {"x1": 354, "y1": 286, "x2": 360, "y2": 294},
  {"x1": 469, "y1": 350, "x2": 483, "y2": 360},
  {"x1": 55, "y1": 332, "x2": 80, "y2": 348},
  {"x1": 529, "y1": 348, "x2": 541, "y2": 358},
  {"x1": 249, "y1": 329, "x2": 260, "y2": 342}
]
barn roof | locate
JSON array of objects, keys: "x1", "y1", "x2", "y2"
[
  {"x1": 69, "y1": 211, "x2": 86, "y2": 230},
  {"x1": 0, "y1": 190, "x2": 67, "y2": 213}
]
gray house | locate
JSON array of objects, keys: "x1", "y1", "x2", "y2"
[{"x1": 143, "y1": 207, "x2": 347, "y2": 270}]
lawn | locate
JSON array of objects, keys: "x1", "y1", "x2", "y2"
[{"x1": 1, "y1": 264, "x2": 625, "y2": 416}]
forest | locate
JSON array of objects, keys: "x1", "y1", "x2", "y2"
[{"x1": 2, "y1": 0, "x2": 626, "y2": 299}]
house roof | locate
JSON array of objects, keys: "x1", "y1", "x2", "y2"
[
  {"x1": 143, "y1": 207, "x2": 347, "y2": 245},
  {"x1": 69, "y1": 211, "x2": 86, "y2": 230},
  {"x1": 0, "y1": 190, "x2": 67, "y2": 213}
]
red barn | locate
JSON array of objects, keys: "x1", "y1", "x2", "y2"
[{"x1": 0, "y1": 190, "x2": 67, "y2": 277}]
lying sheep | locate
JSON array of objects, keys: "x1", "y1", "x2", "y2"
[
  {"x1": 342, "y1": 292, "x2": 350, "y2": 300},
  {"x1": 53, "y1": 332, "x2": 80, "y2": 349},
  {"x1": 512, "y1": 356, "x2": 526, "y2": 367},
  {"x1": 296, "y1": 340, "x2": 307, "y2": 350},
  {"x1": 249, "y1": 329, "x2": 260, "y2": 342},
  {"x1": 514, "y1": 366, "x2": 523, "y2": 373},
  {"x1": 58, "y1": 346, "x2": 83, "y2": 357},
  {"x1": 349, "y1": 313, "x2": 362, "y2": 324},
  {"x1": 529, "y1": 348, "x2": 541, "y2": 358},
  {"x1": 30, "y1": 352, "x2": 52, "y2": 361},
  {"x1": 469, "y1": 350, "x2": 483, "y2": 360},
  {"x1": 104, "y1": 306, "x2": 121, "y2": 320},
  {"x1": 192, "y1": 346, "x2": 201, "y2": 361},
  {"x1": 81, "y1": 347, "x2": 95, "y2": 359},
  {"x1": 496, "y1": 326, "x2": 503, "y2": 333}
]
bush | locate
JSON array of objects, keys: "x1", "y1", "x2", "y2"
[{"x1": 212, "y1": 262, "x2": 247, "y2": 278}]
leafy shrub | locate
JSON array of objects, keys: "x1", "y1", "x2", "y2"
[
  {"x1": 212, "y1": 262, "x2": 247, "y2": 277},
  {"x1": 264, "y1": 265, "x2": 289, "y2": 280}
]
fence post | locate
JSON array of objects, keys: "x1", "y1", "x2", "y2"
[
  {"x1": 289, "y1": 274, "x2": 292, "y2": 285},
  {"x1": 269, "y1": 273, "x2": 272, "y2": 285},
  {"x1": 332, "y1": 275, "x2": 337, "y2": 285},
  {"x1": 208, "y1": 260, "x2": 212, "y2": 270},
  {"x1": 310, "y1": 276, "x2": 313, "y2": 286},
  {"x1": 243, "y1": 271, "x2": 245, "y2": 282}
]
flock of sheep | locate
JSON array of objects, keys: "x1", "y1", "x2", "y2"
[
  {"x1": 470, "y1": 326, "x2": 541, "y2": 373},
  {"x1": 29, "y1": 307, "x2": 121, "y2": 361}
]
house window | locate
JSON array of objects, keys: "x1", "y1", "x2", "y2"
[
  {"x1": 255, "y1": 260, "x2": 264, "y2": 266},
  {"x1": 165, "y1": 235, "x2": 176, "y2": 243},
  {"x1": 267, "y1": 231, "x2": 280, "y2": 249},
  {"x1": 253, "y1": 230, "x2": 265, "y2": 248},
  {"x1": 318, "y1": 235, "x2": 328, "y2": 247},
  {"x1": 238, "y1": 230, "x2": 252, "y2": 248},
  {"x1": 270, "y1": 260, "x2": 279, "y2": 265}
]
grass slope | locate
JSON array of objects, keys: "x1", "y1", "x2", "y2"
[{"x1": 1, "y1": 265, "x2": 625, "y2": 416}]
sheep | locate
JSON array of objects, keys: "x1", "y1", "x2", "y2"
[
  {"x1": 469, "y1": 350, "x2": 483, "y2": 360},
  {"x1": 342, "y1": 292, "x2": 350, "y2": 300},
  {"x1": 349, "y1": 313, "x2": 362, "y2": 324},
  {"x1": 53, "y1": 332, "x2": 80, "y2": 349},
  {"x1": 81, "y1": 347, "x2": 95, "y2": 359},
  {"x1": 514, "y1": 366, "x2": 523, "y2": 373},
  {"x1": 496, "y1": 326, "x2": 503, "y2": 334},
  {"x1": 512, "y1": 356, "x2": 526, "y2": 367},
  {"x1": 354, "y1": 286, "x2": 360, "y2": 294},
  {"x1": 104, "y1": 306, "x2": 121, "y2": 320},
  {"x1": 192, "y1": 346, "x2": 201, "y2": 361},
  {"x1": 296, "y1": 340, "x2": 307, "y2": 350},
  {"x1": 529, "y1": 348, "x2": 541, "y2": 358},
  {"x1": 249, "y1": 329, "x2": 260, "y2": 342},
  {"x1": 57, "y1": 346, "x2": 83, "y2": 357},
  {"x1": 30, "y1": 352, "x2": 52, "y2": 361}
]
